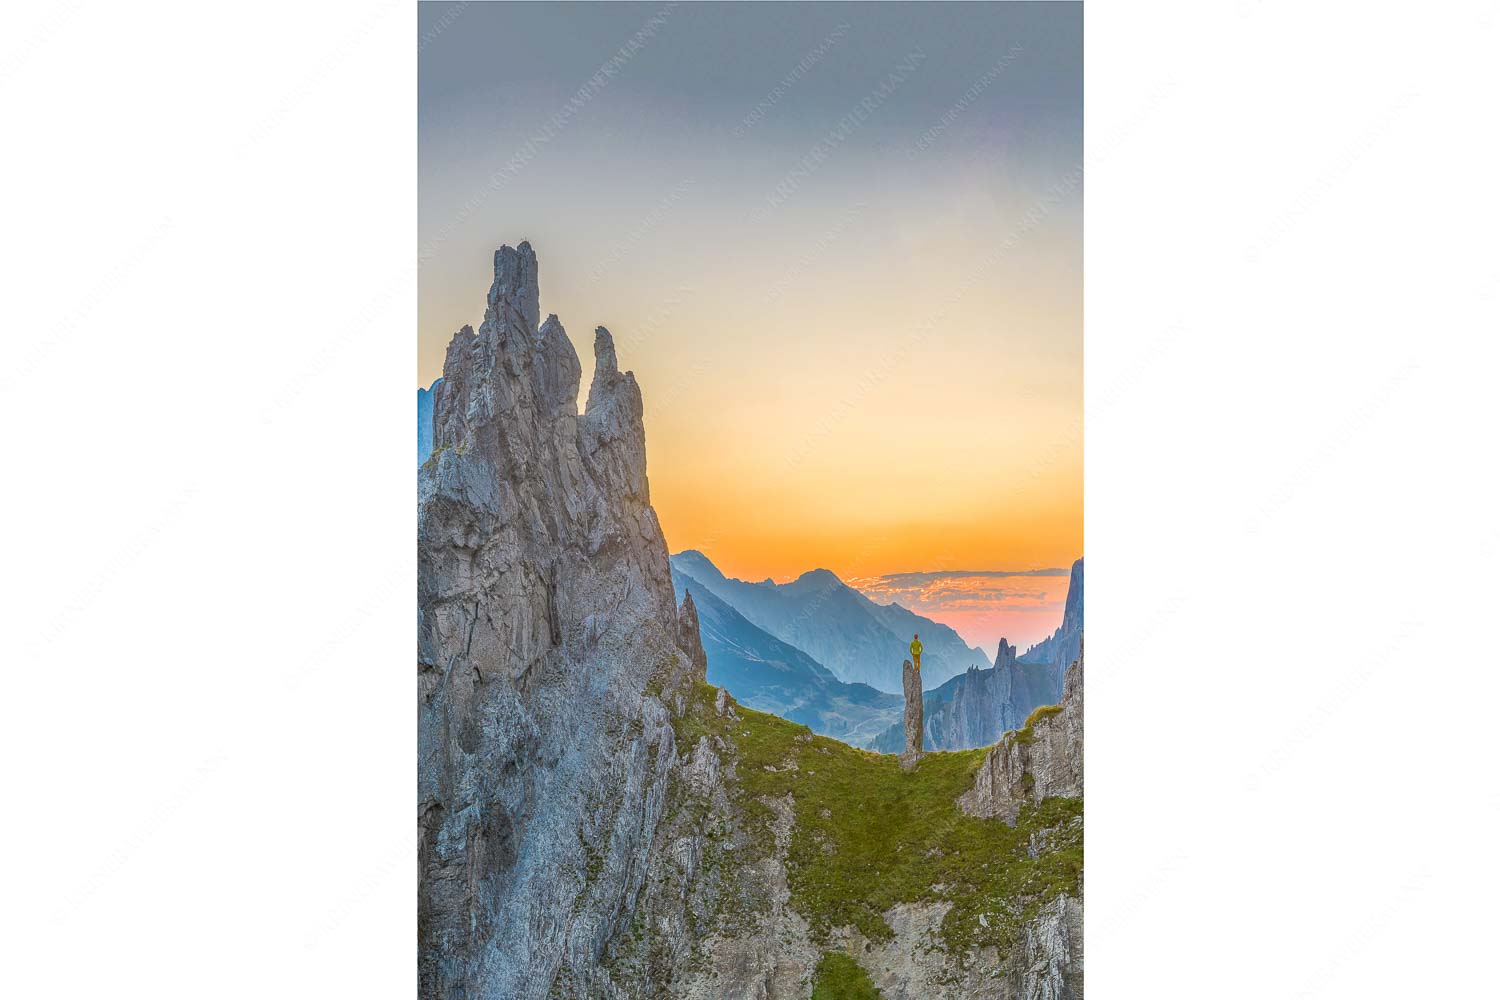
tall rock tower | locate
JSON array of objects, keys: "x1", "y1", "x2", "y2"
[
  {"x1": 417, "y1": 243, "x2": 701, "y2": 999},
  {"x1": 901, "y1": 658, "x2": 924, "y2": 766}
]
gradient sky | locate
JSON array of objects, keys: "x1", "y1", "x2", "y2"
[{"x1": 419, "y1": 2, "x2": 1082, "y2": 649}]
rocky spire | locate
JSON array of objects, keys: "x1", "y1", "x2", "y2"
[
  {"x1": 532, "y1": 313, "x2": 581, "y2": 418},
  {"x1": 1060, "y1": 558, "x2": 1084, "y2": 634},
  {"x1": 901, "y1": 658, "x2": 924, "y2": 768},
  {"x1": 958, "y1": 636, "x2": 1084, "y2": 823},
  {"x1": 419, "y1": 244, "x2": 685, "y2": 997},
  {"x1": 593, "y1": 324, "x2": 618, "y2": 378},
  {"x1": 677, "y1": 590, "x2": 708, "y2": 674},
  {"x1": 581, "y1": 326, "x2": 649, "y2": 504},
  {"x1": 487, "y1": 240, "x2": 540, "y2": 334},
  {"x1": 995, "y1": 637, "x2": 1017, "y2": 670}
]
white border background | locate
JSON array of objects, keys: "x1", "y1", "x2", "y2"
[{"x1": 3, "y1": 2, "x2": 1495, "y2": 995}]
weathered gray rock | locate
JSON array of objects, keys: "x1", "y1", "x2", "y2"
[
  {"x1": 417, "y1": 377, "x2": 441, "y2": 466},
  {"x1": 959, "y1": 641, "x2": 1084, "y2": 824},
  {"x1": 1008, "y1": 893, "x2": 1085, "y2": 1000},
  {"x1": 677, "y1": 590, "x2": 708, "y2": 675},
  {"x1": 418, "y1": 242, "x2": 693, "y2": 999},
  {"x1": 607, "y1": 692, "x2": 1083, "y2": 1000},
  {"x1": 902, "y1": 658, "x2": 924, "y2": 764},
  {"x1": 996, "y1": 636, "x2": 1016, "y2": 671},
  {"x1": 957, "y1": 641, "x2": 1085, "y2": 1000}
]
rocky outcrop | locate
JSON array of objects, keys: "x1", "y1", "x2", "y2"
[
  {"x1": 957, "y1": 642, "x2": 1084, "y2": 999},
  {"x1": 1010, "y1": 894, "x2": 1085, "y2": 1000},
  {"x1": 676, "y1": 590, "x2": 708, "y2": 675},
  {"x1": 960, "y1": 641, "x2": 1084, "y2": 824},
  {"x1": 611, "y1": 680, "x2": 1084, "y2": 999},
  {"x1": 418, "y1": 243, "x2": 697, "y2": 998},
  {"x1": 872, "y1": 637, "x2": 1059, "y2": 753},
  {"x1": 902, "y1": 658, "x2": 924, "y2": 763}
]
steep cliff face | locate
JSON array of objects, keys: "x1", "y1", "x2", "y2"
[
  {"x1": 960, "y1": 643, "x2": 1084, "y2": 824},
  {"x1": 955, "y1": 643, "x2": 1084, "y2": 999},
  {"x1": 417, "y1": 243, "x2": 699, "y2": 998},
  {"x1": 872, "y1": 638, "x2": 1059, "y2": 754},
  {"x1": 1020, "y1": 559, "x2": 1084, "y2": 693}
]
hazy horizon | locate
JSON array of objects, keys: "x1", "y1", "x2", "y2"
[{"x1": 673, "y1": 546, "x2": 1075, "y2": 653}]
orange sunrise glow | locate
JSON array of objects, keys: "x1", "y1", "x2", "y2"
[{"x1": 420, "y1": 6, "x2": 1082, "y2": 654}]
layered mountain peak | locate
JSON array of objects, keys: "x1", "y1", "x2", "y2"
[
  {"x1": 670, "y1": 549, "x2": 727, "y2": 584},
  {"x1": 667, "y1": 550, "x2": 990, "y2": 691},
  {"x1": 790, "y1": 567, "x2": 840, "y2": 588}
]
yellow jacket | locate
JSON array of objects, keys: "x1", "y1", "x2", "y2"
[{"x1": 909, "y1": 638, "x2": 923, "y2": 662}]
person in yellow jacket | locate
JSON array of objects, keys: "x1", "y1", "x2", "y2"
[{"x1": 910, "y1": 633, "x2": 922, "y2": 671}]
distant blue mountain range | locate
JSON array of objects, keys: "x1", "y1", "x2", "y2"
[
  {"x1": 671, "y1": 550, "x2": 1085, "y2": 754},
  {"x1": 669, "y1": 550, "x2": 990, "y2": 693},
  {"x1": 671, "y1": 566, "x2": 901, "y2": 747}
]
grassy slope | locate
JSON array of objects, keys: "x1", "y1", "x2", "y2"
[
  {"x1": 671, "y1": 679, "x2": 1083, "y2": 956},
  {"x1": 811, "y1": 952, "x2": 882, "y2": 999}
]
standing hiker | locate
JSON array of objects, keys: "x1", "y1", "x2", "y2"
[{"x1": 910, "y1": 633, "x2": 922, "y2": 671}]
